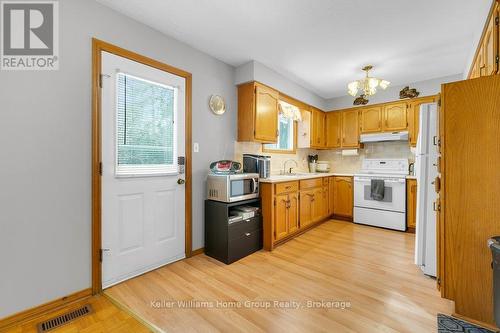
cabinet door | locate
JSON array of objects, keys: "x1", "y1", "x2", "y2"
[
  {"x1": 288, "y1": 193, "x2": 299, "y2": 234},
  {"x1": 321, "y1": 186, "x2": 329, "y2": 219},
  {"x1": 312, "y1": 187, "x2": 324, "y2": 221},
  {"x1": 360, "y1": 106, "x2": 382, "y2": 133},
  {"x1": 274, "y1": 194, "x2": 289, "y2": 241},
  {"x1": 333, "y1": 177, "x2": 353, "y2": 218},
  {"x1": 483, "y1": 8, "x2": 498, "y2": 76},
  {"x1": 325, "y1": 112, "x2": 341, "y2": 148},
  {"x1": 299, "y1": 189, "x2": 314, "y2": 228},
  {"x1": 408, "y1": 96, "x2": 437, "y2": 147},
  {"x1": 328, "y1": 177, "x2": 335, "y2": 215},
  {"x1": 341, "y1": 110, "x2": 360, "y2": 148},
  {"x1": 407, "y1": 180, "x2": 417, "y2": 229},
  {"x1": 254, "y1": 84, "x2": 279, "y2": 142},
  {"x1": 383, "y1": 102, "x2": 407, "y2": 131},
  {"x1": 476, "y1": 47, "x2": 485, "y2": 77},
  {"x1": 311, "y1": 108, "x2": 326, "y2": 148}
]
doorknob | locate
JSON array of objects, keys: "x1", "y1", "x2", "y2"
[{"x1": 177, "y1": 179, "x2": 185, "y2": 185}]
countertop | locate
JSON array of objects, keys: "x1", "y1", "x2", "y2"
[
  {"x1": 260, "y1": 172, "x2": 417, "y2": 183},
  {"x1": 260, "y1": 172, "x2": 353, "y2": 183}
]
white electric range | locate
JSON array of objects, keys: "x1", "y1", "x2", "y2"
[{"x1": 354, "y1": 158, "x2": 409, "y2": 231}]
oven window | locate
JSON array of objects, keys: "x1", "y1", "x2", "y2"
[
  {"x1": 363, "y1": 185, "x2": 393, "y2": 202},
  {"x1": 231, "y1": 179, "x2": 253, "y2": 196}
]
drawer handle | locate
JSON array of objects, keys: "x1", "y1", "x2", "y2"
[
  {"x1": 245, "y1": 232, "x2": 251, "y2": 237},
  {"x1": 245, "y1": 219, "x2": 251, "y2": 222}
]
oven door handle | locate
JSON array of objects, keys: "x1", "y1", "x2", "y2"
[{"x1": 354, "y1": 178, "x2": 405, "y2": 184}]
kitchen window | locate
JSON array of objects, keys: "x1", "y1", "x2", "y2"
[{"x1": 263, "y1": 101, "x2": 299, "y2": 154}]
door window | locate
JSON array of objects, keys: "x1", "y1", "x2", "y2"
[{"x1": 115, "y1": 73, "x2": 177, "y2": 176}]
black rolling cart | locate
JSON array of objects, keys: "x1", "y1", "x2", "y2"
[{"x1": 205, "y1": 198, "x2": 262, "y2": 264}]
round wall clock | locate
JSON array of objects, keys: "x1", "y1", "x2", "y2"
[{"x1": 209, "y1": 95, "x2": 226, "y2": 115}]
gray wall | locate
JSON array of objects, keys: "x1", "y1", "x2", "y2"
[
  {"x1": 325, "y1": 74, "x2": 462, "y2": 110},
  {"x1": 0, "y1": 0, "x2": 236, "y2": 318},
  {"x1": 235, "y1": 60, "x2": 326, "y2": 110}
]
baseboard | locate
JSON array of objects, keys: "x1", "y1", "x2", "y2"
[
  {"x1": 191, "y1": 247, "x2": 204, "y2": 256},
  {"x1": 406, "y1": 227, "x2": 416, "y2": 233},
  {"x1": 0, "y1": 288, "x2": 92, "y2": 330},
  {"x1": 331, "y1": 215, "x2": 353, "y2": 222}
]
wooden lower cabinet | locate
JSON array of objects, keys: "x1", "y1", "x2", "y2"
[
  {"x1": 274, "y1": 193, "x2": 289, "y2": 241},
  {"x1": 406, "y1": 179, "x2": 417, "y2": 230},
  {"x1": 299, "y1": 188, "x2": 315, "y2": 228},
  {"x1": 288, "y1": 193, "x2": 299, "y2": 234},
  {"x1": 262, "y1": 177, "x2": 341, "y2": 250},
  {"x1": 332, "y1": 177, "x2": 353, "y2": 219}
]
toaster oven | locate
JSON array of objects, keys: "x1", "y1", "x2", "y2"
[{"x1": 207, "y1": 173, "x2": 259, "y2": 203}]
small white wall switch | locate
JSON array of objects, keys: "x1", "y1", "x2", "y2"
[{"x1": 193, "y1": 142, "x2": 199, "y2": 152}]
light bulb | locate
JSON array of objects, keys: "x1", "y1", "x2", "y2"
[{"x1": 379, "y1": 80, "x2": 390, "y2": 89}]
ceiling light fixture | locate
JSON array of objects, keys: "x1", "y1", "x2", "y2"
[{"x1": 347, "y1": 65, "x2": 390, "y2": 97}]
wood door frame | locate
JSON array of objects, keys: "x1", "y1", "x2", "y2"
[{"x1": 91, "y1": 38, "x2": 193, "y2": 294}]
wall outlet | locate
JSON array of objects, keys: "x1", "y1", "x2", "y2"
[{"x1": 193, "y1": 142, "x2": 199, "y2": 153}]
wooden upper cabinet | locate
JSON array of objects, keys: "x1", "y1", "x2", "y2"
[
  {"x1": 341, "y1": 109, "x2": 360, "y2": 148},
  {"x1": 311, "y1": 108, "x2": 326, "y2": 148},
  {"x1": 483, "y1": 6, "x2": 498, "y2": 76},
  {"x1": 360, "y1": 106, "x2": 382, "y2": 133},
  {"x1": 332, "y1": 176, "x2": 353, "y2": 218},
  {"x1": 255, "y1": 84, "x2": 279, "y2": 141},
  {"x1": 325, "y1": 111, "x2": 341, "y2": 148},
  {"x1": 383, "y1": 102, "x2": 407, "y2": 131},
  {"x1": 408, "y1": 96, "x2": 437, "y2": 147},
  {"x1": 237, "y1": 82, "x2": 278, "y2": 143},
  {"x1": 468, "y1": 2, "x2": 499, "y2": 79}
]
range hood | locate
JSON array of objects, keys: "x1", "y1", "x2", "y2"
[{"x1": 360, "y1": 131, "x2": 409, "y2": 143}]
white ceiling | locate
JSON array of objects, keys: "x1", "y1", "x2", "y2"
[{"x1": 96, "y1": 0, "x2": 490, "y2": 99}]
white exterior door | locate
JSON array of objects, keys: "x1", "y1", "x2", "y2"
[{"x1": 101, "y1": 51, "x2": 186, "y2": 288}]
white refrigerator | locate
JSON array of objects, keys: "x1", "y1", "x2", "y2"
[{"x1": 414, "y1": 103, "x2": 438, "y2": 277}]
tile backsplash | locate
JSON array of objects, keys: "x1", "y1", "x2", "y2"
[
  {"x1": 318, "y1": 141, "x2": 415, "y2": 173},
  {"x1": 234, "y1": 141, "x2": 414, "y2": 174},
  {"x1": 234, "y1": 142, "x2": 321, "y2": 174}
]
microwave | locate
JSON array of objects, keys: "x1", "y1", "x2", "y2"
[{"x1": 207, "y1": 173, "x2": 259, "y2": 203}]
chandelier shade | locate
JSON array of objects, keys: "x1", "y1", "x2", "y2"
[{"x1": 347, "y1": 65, "x2": 390, "y2": 97}]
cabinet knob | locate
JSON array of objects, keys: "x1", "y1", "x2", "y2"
[{"x1": 245, "y1": 232, "x2": 251, "y2": 237}]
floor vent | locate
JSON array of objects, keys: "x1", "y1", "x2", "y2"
[{"x1": 37, "y1": 304, "x2": 93, "y2": 332}]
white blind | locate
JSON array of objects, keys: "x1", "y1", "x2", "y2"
[{"x1": 115, "y1": 72, "x2": 177, "y2": 176}]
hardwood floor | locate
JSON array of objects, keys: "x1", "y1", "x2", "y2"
[
  {"x1": 106, "y1": 220, "x2": 454, "y2": 332},
  {"x1": 3, "y1": 296, "x2": 154, "y2": 333}
]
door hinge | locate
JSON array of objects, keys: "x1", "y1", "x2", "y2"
[
  {"x1": 437, "y1": 98, "x2": 441, "y2": 107},
  {"x1": 100, "y1": 248, "x2": 110, "y2": 262},
  {"x1": 496, "y1": 16, "x2": 499, "y2": 25},
  {"x1": 99, "y1": 162, "x2": 103, "y2": 176},
  {"x1": 437, "y1": 277, "x2": 441, "y2": 285},
  {"x1": 496, "y1": 55, "x2": 499, "y2": 65},
  {"x1": 99, "y1": 74, "x2": 110, "y2": 88},
  {"x1": 273, "y1": 198, "x2": 276, "y2": 206}
]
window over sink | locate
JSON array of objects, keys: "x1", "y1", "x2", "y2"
[{"x1": 263, "y1": 101, "x2": 299, "y2": 154}]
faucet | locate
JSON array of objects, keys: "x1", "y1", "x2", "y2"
[{"x1": 282, "y1": 159, "x2": 299, "y2": 175}]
